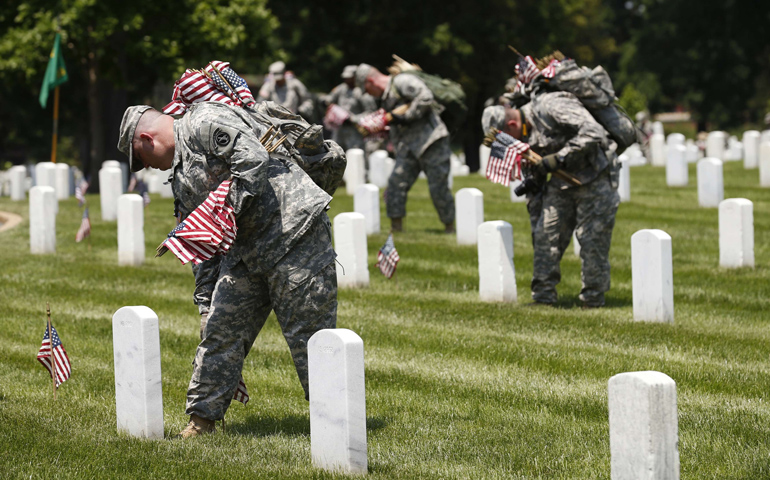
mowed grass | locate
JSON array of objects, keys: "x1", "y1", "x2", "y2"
[{"x1": 1, "y1": 161, "x2": 769, "y2": 479}]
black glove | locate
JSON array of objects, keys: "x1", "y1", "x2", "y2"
[{"x1": 536, "y1": 153, "x2": 561, "y2": 176}]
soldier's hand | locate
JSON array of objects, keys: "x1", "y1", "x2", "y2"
[
  {"x1": 535, "y1": 153, "x2": 561, "y2": 176},
  {"x1": 387, "y1": 112, "x2": 407, "y2": 125}
]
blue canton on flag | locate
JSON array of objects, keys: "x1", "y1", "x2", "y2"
[
  {"x1": 37, "y1": 325, "x2": 71, "y2": 387},
  {"x1": 376, "y1": 233, "x2": 400, "y2": 279}
]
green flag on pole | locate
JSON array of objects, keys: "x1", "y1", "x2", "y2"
[{"x1": 39, "y1": 33, "x2": 68, "y2": 108}]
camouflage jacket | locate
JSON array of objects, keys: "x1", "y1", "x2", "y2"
[
  {"x1": 172, "y1": 102, "x2": 333, "y2": 282},
  {"x1": 258, "y1": 77, "x2": 314, "y2": 118},
  {"x1": 522, "y1": 91, "x2": 614, "y2": 188},
  {"x1": 323, "y1": 83, "x2": 378, "y2": 148},
  {"x1": 381, "y1": 74, "x2": 448, "y2": 158}
]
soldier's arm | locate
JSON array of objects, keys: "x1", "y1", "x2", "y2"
[
  {"x1": 546, "y1": 94, "x2": 607, "y2": 165},
  {"x1": 393, "y1": 74, "x2": 434, "y2": 122}
]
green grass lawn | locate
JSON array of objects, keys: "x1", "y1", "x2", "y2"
[{"x1": 1, "y1": 161, "x2": 769, "y2": 479}]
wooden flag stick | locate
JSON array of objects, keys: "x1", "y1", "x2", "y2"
[
  {"x1": 50, "y1": 86, "x2": 60, "y2": 164},
  {"x1": 46, "y1": 303, "x2": 57, "y2": 400}
]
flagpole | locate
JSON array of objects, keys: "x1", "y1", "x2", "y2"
[
  {"x1": 46, "y1": 303, "x2": 57, "y2": 400},
  {"x1": 50, "y1": 86, "x2": 60, "y2": 164}
]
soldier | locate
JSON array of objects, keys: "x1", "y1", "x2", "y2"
[
  {"x1": 258, "y1": 61, "x2": 314, "y2": 120},
  {"x1": 482, "y1": 93, "x2": 620, "y2": 308},
  {"x1": 117, "y1": 101, "x2": 339, "y2": 438},
  {"x1": 322, "y1": 65, "x2": 378, "y2": 152},
  {"x1": 355, "y1": 63, "x2": 455, "y2": 233}
]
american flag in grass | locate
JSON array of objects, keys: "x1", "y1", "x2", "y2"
[
  {"x1": 75, "y1": 179, "x2": 88, "y2": 207},
  {"x1": 156, "y1": 180, "x2": 237, "y2": 265},
  {"x1": 75, "y1": 207, "x2": 91, "y2": 242},
  {"x1": 37, "y1": 325, "x2": 71, "y2": 387},
  {"x1": 233, "y1": 377, "x2": 249, "y2": 405},
  {"x1": 486, "y1": 130, "x2": 531, "y2": 186},
  {"x1": 376, "y1": 233, "x2": 400, "y2": 279},
  {"x1": 163, "y1": 61, "x2": 255, "y2": 115}
]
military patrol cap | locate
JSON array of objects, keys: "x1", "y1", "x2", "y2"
[
  {"x1": 342, "y1": 65, "x2": 357, "y2": 79},
  {"x1": 118, "y1": 105, "x2": 153, "y2": 172},
  {"x1": 269, "y1": 61, "x2": 286, "y2": 81},
  {"x1": 481, "y1": 105, "x2": 506, "y2": 133},
  {"x1": 354, "y1": 63, "x2": 374, "y2": 90}
]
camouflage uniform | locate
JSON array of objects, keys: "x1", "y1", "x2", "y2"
[
  {"x1": 381, "y1": 74, "x2": 455, "y2": 225},
  {"x1": 172, "y1": 102, "x2": 338, "y2": 420},
  {"x1": 521, "y1": 92, "x2": 620, "y2": 306},
  {"x1": 258, "y1": 76, "x2": 314, "y2": 119},
  {"x1": 323, "y1": 83, "x2": 378, "y2": 151}
]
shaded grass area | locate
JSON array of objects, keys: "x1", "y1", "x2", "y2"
[{"x1": 0, "y1": 161, "x2": 769, "y2": 478}]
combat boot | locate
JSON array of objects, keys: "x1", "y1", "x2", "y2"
[
  {"x1": 177, "y1": 414, "x2": 216, "y2": 439},
  {"x1": 444, "y1": 222, "x2": 456, "y2": 234},
  {"x1": 391, "y1": 217, "x2": 403, "y2": 232}
]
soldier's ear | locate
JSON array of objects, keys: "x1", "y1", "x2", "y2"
[{"x1": 139, "y1": 132, "x2": 154, "y2": 147}]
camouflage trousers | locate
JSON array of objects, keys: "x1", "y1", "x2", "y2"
[
  {"x1": 185, "y1": 216, "x2": 338, "y2": 421},
  {"x1": 531, "y1": 171, "x2": 619, "y2": 306},
  {"x1": 387, "y1": 137, "x2": 455, "y2": 225}
]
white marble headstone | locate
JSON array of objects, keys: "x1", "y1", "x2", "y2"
[
  {"x1": 345, "y1": 149, "x2": 366, "y2": 196},
  {"x1": 112, "y1": 306, "x2": 164, "y2": 439},
  {"x1": 354, "y1": 184, "x2": 380, "y2": 235},
  {"x1": 666, "y1": 133, "x2": 685, "y2": 149},
  {"x1": 609, "y1": 371, "x2": 679, "y2": 480},
  {"x1": 696, "y1": 158, "x2": 723, "y2": 208},
  {"x1": 706, "y1": 131, "x2": 726, "y2": 160},
  {"x1": 456, "y1": 188, "x2": 484, "y2": 245},
  {"x1": 573, "y1": 231, "x2": 581, "y2": 257},
  {"x1": 309, "y1": 328, "x2": 367, "y2": 474},
  {"x1": 99, "y1": 166, "x2": 123, "y2": 221},
  {"x1": 35, "y1": 162, "x2": 58, "y2": 213},
  {"x1": 652, "y1": 121, "x2": 664, "y2": 136},
  {"x1": 742, "y1": 130, "x2": 760, "y2": 169},
  {"x1": 479, "y1": 144, "x2": 491, "y2": 176},
  {"x1": 760, "y1": 142, "x2": 770, "y2": 188},
  {"x1": 55, "y1": 163, "x2": 70, "y2": 200},
  {"x1": 368, "y1": 150, "x2": 391, "y2": 188},
  {"x1": 102, "y1": 160, "x2": 121, "y2": 170},
  {"x1": 631, "y1": 229, "x2": 674, "y2": 323},
  {"x1": 478, "y1": 221, "x2": 516, "y2": 303},
  {"x1": 118, "y1": 194, "x2": 145, "y2": 266},
  {"x1": 685, "y1": 140, "x2": 699, "y2": 163},
  {"x1": 9, "y1": 165, "x2": 26, "y2": 201},
  {"x1": 719, "y1": 198, "x2": 754, "y2": 268},
  {"x1": 618, "y1": 155, "x2": 630, "y2": 203},
  {"x1": 334, "y1": 213, "x2": 369, "y2": 288},
  {"x1": 666, "y1": 145, "x2": 688, "y2": 187},
  {"x1": 159, "y1": 176, "x2": 174, "y2": 199},
  {"x1": 147, "y1": 170, "x2": 162, "y2": 194},
  {"x1": 650, "y1": 134, "x2": 666, "y2": 167},
  {"x1": 29, "y1": 186, "x2": 56, "y2": 254}
]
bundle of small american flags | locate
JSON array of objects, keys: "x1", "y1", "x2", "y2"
[
  {"x1": 513, "y1": 55, "x2": 560, "y2": 95},
  {"x1": 376, "y1": 233, "x2": 400, "y2": 279},
  {"x1": 37, "y1": 324, "x2": 71, "y2": 387},
  {"x1": 486, "y1": 130, "x2": 531, "y2": 186},
  {"x1": 323, "y1": 103, "x2": 350, "y2": 131},
  {"x1": 163, "y1": 61, "x2": 256, "y2": 116},
  {"x1": 156, "y1": 180, "x2": 237, "y2": 265},
  {"x1": 356, "y1": 108, "x2": 390, "y2": 138},
  {"x1": 75, "y1": 207, "x2": 91, "y2": 242}
]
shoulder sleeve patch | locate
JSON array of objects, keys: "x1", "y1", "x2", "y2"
[{"x1": 201, "y1": 121, "x2": 241, "y2": 157}]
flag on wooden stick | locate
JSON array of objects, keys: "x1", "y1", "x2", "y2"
[
  {"x1": 233, "y1": 376, "x2": 249, "y2": 405},
  {"x1": 376, "y1": 233, "x2": 400, "y2": 279},
  {"x1": 37, "y1": 324, "x2": 71, "y2": 387}
]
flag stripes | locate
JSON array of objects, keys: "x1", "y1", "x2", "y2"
[
  {"x1": 233, "y1": 377, "x2": 249, "y2": 405},
  {"x1": 376, "y1": 233, "x2": 400, "y2": 279},
  {"x1": 486, "y1": 131, "x2": 531, "y2": 186},
  {"x1": 163, "y1": 61, "x2": 255, "y2": 115},
  {"x1": 37, "y1": 325, "x2": 71, "y2": 387}
]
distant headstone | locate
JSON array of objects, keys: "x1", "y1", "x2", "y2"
[
  {"x1": 685, "y1": 140, "x2": 699, "y2": 163},
  {"x1": 354, "y1": 184, "x2": 380, "y2": 235},
  {"x1": 368, "y1": 150, "x2": 391, "y2": 188},
  {"x1": 118, "y1": 194, "x2": 145, "y2": 266},
  {"x1": 35, "y1": 162, "x2": 57, "y2": 189},
  {"x1": 666, "y1": 133, "x2": 685, "y2": 149},
  {"x1": 102, "y1": 160, "x2": 121, "y2": 170},
  {"x1": 309, "y1": 329, "x2": 367, "y2": 474},
  {"x1": 609, "y1": 371, "x2": 679, "y2": 480},
  {"x1": 334, "y1": 213, "x2": 369, "y2": 288},
  {"x1": 55, "y1": 163, "x2": 70, "y2": 200},
  {"x1": 719, "y1": 198, "x2": 754, "y2": 268},
  {"x1": 761, "y1": 142, "x2": 770, "y2": 187},
  {"x1": 696, "y1": 158, "x2": 723, "y2": 208},
  {"x1": 159, "y1": 177, "x2": 174, "y2": 198},
  {"x1": 742, "y1": 130, "x2": 760, "y2": 169},
  {"x1": 618, "y1": 155, "x2": 630, "y2": 203},
  {"x1": 119, "y1": 162, "x2": 129, "y2": 191},
  {"x1": 631, "y1": 229, "x2": 673, "y2": 323},
  {"x1": 666, "y1": 144, "x2": 687, "y2": 186},
  {"x1": 112, "y1": 306, "x2": 164, "y2": 439},
  {"x1": 478, "y1": 221, "x2": 516, "y2": 303},
  {"x1": 147, "y1": 170, "x2": 162, "y2": 194},
  {"x1": 99, "y1": 166, "x2": 123, "y2": 221},
  {"x1": 762, "y1": 130, "x2": 770, "y2": 145},
  {"x1": 650, "y1": 134, "x2": 666, "y2": 167},
  {"x1": 706, "y1": 131, "x2": 726, "y2": 160},
  {"x1": 573, "y1": 232, "x2": 581, "y2": 257},
  {"x1": 29, "y1": 186, "x2": 56, "y2": 254},
  {"x1": 456, "y1": 188, "x2": 484, "y2": 245},
  {"x1": 724, "y1": 136, "x2": 743, "y2": 161},
  {"x1": 509, "y1": 179, "x2": 527, "y2": 203},
  {"x1": 9, "y1": 165, "x2": 26, "y2": 201},
  {"x1": 345, "y1": 149, "x2": 366, "y2": 195},
  {"x1": 652, "y1": 121, "x2": 664, "y2": 136},
  {"x1": 479, "y1": 144, "x2": 491, "y2": 176}
]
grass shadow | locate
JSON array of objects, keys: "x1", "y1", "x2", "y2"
[
  {"x1": 553, "y1": 294, "x2": 632, "y2": 309},
  {"x1": 233, "y1": 414, "x2": 389, "y2": 437}
]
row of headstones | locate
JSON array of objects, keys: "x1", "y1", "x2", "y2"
[
  {"x1": 29, "y1": 186, "x2": 147, "y2": 266},
  {"x1": 344, "y1": 148, "x2": 470, "y2": 196},
  {"x1": 113, "y1": 305, "x2": 680, "y2": 477}
]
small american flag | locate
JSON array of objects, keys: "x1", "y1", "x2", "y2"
[
  {"x1": 323, "y1": 103, "x2": 350, "y2": 131},
  {"x1": 513, "y1": 56, "x2": 560, "y2": 95},
  {"x1": 37, "y1": 324, "x2": 71, "y2": 387},
  {"x1": 75, "y1": 207, "x2": 91, "y2": 242},
  {"x1": 163, "y1": 61, "x2": 255, "y2": 115},
  {"x1": 486, "y1": 130, "x2": 531, "y2": 186},
  {"x1": 356, "y1": 108, "x2": 390, "y2": 137},
  {"x1": 233, "y1": 376, "x2": 249, "y2": 405},
  {"x1": 376, "y1": 233, "x2": 400, "y2": 279},
  {"x1": 157, "y1": 180, "x2": 237, "y2": 265},
  {"x1": 75, "y1": 179, "x2": 89, "y2": 207}
]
